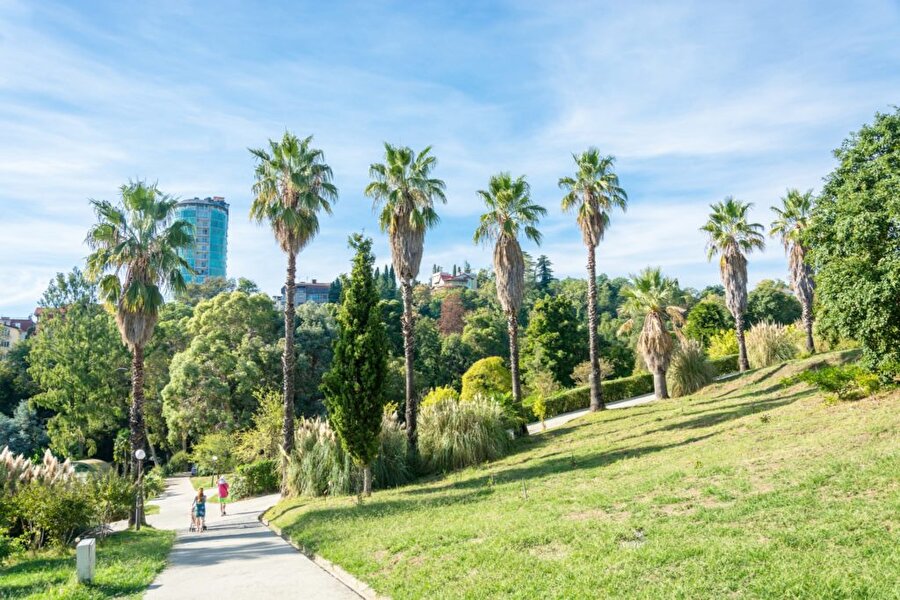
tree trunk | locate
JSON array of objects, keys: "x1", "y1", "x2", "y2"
[
  {"x1": 129, "y1": 344, "x2": 146, "y2": 526},
  {"x1": 801, "y1": 298, "x2": 815, "y2": 354},
  {"x1": 400, "y1": 280, "x2": 418, "y2": 457},
  {"x1": 362, "y1": 464, "x2": 372, "y2": 497},
  {"x1": 653, "y1": 370, "x2": 669, "y2": 399},
  {"x1": 735, "y1": 314, "x2": 749, "y2": 371},
  {"x1": 508, "y1": 312, "x2": 522, "y2": 407},
  {"x1": 282, "y1": 251, "x2": 297, "y2": 458},
  {"x1": 586, "y1": 245, "x2": 604, "y2": 411}
]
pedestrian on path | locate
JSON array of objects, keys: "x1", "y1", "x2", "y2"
[
  {"x1": 217, "y1": 476, "x2": 229, "y2": 516},
  {"x1": 191, "y1": 488, "x2": 207, "y2": 532}
]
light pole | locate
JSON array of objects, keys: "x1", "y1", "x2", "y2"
[
  {"x1": 134, "y1": 448, "x2": 146, "y2": 531},
  {"x1": 211, "y1": 456, "x2": 218, "y2": 487}
]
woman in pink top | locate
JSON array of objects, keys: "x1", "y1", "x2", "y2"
[{"x1": 217, "y1": 476, "x2": 229, "y2": 516}]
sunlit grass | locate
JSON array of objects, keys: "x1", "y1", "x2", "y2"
[{"x1": 266, "y1": 350, "x2": 899, "y2": 599}]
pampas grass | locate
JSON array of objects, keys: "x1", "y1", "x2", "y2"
[
  {"x1": 667, "y1": 340, "x2": 714, "y2": 397},
  {"x1": 746, "y1": 321, "x2": 798, "y2": 368},
  {"x1": 419, "y1": 395, "x2": 511, "y2": 473}
]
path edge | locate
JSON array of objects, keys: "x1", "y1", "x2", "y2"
[{"x1": 259, "y1": 511, "x2": 388, "y2": 600}]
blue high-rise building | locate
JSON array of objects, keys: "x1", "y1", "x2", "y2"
[{"x1": 174, "y1": 196, "x2": 229, "y2": 284}]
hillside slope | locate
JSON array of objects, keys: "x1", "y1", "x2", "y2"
[{"x1": 266, "y1": 351, "x2": 899, "y2": 599}]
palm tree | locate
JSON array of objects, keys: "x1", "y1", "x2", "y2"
[
  {"x1": 250, "y1": 132, "x2": 337, "y2": 456},
  {"x1": 771, "y1": 189, "x2": 816, "y2": 353},
  {"x1": 85, "y1": 182, "x2": 193, "y2": 470},
  {"x1": 559, "y1": 150, "x2": 627, "y2": 411},
  {"x1": 474, "y1": 173, "x2": 546, "y2": 411},
  {"x1": 365, "y1": 143, "x2": 445, "y2": 455},
  {"x1": 700, "y1": 197, "x2": 765, "y2": 371},
  {"x1": 618, "y1": 268, "x2": 686, "y2": 399}
]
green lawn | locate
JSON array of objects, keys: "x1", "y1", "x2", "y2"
[
  {"x1": 0, "y1": 528, "x2": 175, "y2": 599},
  {"x1": 266, "y1": 351, "x2": 899, "y2": 599}
]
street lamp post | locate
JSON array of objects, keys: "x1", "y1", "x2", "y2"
[{"x1": 134, "y1": 448, "x2": 146, "y2": 531}]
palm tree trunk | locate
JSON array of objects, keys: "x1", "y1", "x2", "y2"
[
  {"x1": 282, "y1": 251, "x2": 297, "y2": 457},
  {"x1": 801, "y1": 298, "x2": 815, "y2": 354},
  {"x1": 507, "y1": 312, "x2": 522, "y2": 406},
  {"x1": 735, "y1": 314, "x2": 749, "y2": 371},
  {"x1": 129, "y1": 344, "x2": 146, "y2": 526},
  {"x1": 400, "y1": 279, "x2": 417, "y2": 457},
  {"x1": 362, "y1": 464, "x2": 372, "y2": 497},
  {"x1": 586, "y1": 245, "x2": 604, "y2": 411},
  {"x1": 653, "y1": 370, "x2": 669, "y2": 399}
]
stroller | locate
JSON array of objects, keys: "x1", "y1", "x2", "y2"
[{"x1": 189, "y1": 492, "x2": 207, "y2": 532}]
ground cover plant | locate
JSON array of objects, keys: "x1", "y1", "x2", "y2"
[
  {"x1": 265, "y1": 350, "x2": 898, "y2": 599},
  {"x1": 0, "y1": 528, "x2": 174, "y2": 599}
]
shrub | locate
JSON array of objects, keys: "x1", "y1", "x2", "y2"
[
  {"x1": 528, "y1": 373, "x2": 654, "y2": 420},
  {"x1": 166, "y1": 450, "x2": 192, "y2": 474},
  {"x1": 371, "y1": 415, "x2": 413, "y2": 488},
  {"x1": 570, "y1": 359, "x2": 617, "y2": 385},
  {"x1": 233, "y1": 459, "x2": 279, "y2": 498},
  {"x1": 746, "y1": 321, "x2": 798, "y2": 368},
  {"x1": 707, "y1": 329, "x2": 738, "y2": 359},
  {"x1": 421, "y1": 386, "x2": 459, "y2": 409},
  {"x1": 531, "y1": 395, "x2": 547, "y2": 429},
  {"x1": 709, "y1": 354, "x2": 739, "y2": 377},
  {"x1": 235, "y1": 390, "x2": 284, "y2": 463},
  {"x1": 142, "y1": 468, "x2": 165, "y2": 499},
  {"x1": 460, "y1": 357, "x2": 511, "y2": 402},
  {"x1": 284, "y1": 418, "x2": 354, "y2": 497},
  {"x1": 16, "y1": 480, "x2": 96, "y2": 548},
  {"x1": 667, "y1": 340, "x2": 714, "y2": 397},
  {"x1": 192, "y1": 432, "x2": 235, "y2": 475},
  {"x1": 90, "y1": 470, "x2": 136, "y2": 526},
  {"x1": 419, "y1": 396, "x2": 511, "y2": 472},
  {"x1": 789, "y1": 364, "x2": 881, "y2": 402}
]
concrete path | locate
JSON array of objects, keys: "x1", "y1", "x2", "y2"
[
  {"x1": 526, "y1": 391, "x2": 656, "y2": 435},
  {"x1": 145, "y1": 477, "x2": 360, "y2": 599}
]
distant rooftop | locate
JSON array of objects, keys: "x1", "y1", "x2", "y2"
[{"x1": 177, "y1": 196, "x2": 229, "y2": 211}]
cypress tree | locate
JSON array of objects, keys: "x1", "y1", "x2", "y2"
[{"x1": 321, "y1": 234, "x2": 389, "y2": 495}]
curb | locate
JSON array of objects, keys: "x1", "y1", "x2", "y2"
[{"x1": 259, "y1": 511, "x2": 388, "y2": 600}]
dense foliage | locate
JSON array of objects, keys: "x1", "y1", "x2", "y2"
[{"x1": 807, "y1": 109, "x2": 900, "y2": 376}]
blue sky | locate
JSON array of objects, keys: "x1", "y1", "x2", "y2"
[{"x1": 1, "y1": 0, "x2": 899, "y2": 317}]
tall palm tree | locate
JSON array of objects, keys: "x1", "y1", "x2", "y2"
[
  {"x1": 700, "y1": 197, "x2": 765, "y2": 371},
  {"x1": 771, "y1": 189, "x2": 816, "y2": 353},
  {"x1": 250, "y1": 132, "x2": 337, "y2": 455},
  {"x1": 559, "y1": 150, "x2": 627, "y2": 411},
  {"x1": 365, "y1": 143, "x2": 445, "y2": 455},
  {"x1": 618, "y1": 268, "x2": 686, "y2": 399},
  {"x1": 474, "y1": 173, "x2": 546, "y2": 410},
  {"x1": 85, "y1": 182, "x2": 193, "y2": 469}
]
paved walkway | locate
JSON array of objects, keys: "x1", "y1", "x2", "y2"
[
  {"x1": 526, "y1": 391, "x2": 656, "y2": 434},
  {"x1": 145, "y1": 477, "x2": 359, "y2": 599}
]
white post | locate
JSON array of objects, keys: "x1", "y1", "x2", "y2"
[{"x1": 76, "y1": 538, "x2": 96, "y2": 583}]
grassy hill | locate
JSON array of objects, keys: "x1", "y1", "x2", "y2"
[{"x1": 265, "y1": 351, "x2": 899, "y2": 599}]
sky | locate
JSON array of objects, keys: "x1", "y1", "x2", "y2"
[{"x1": 1, "y1": 0, "x2": 899, "y2": 317}]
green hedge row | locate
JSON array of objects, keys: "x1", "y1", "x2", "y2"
[
  {"x1": 709, "y1": 354, "x2": 739, "y2": 377},
  {"x1": 525, "y1": 372, "x2": 655, "y2": 419}
]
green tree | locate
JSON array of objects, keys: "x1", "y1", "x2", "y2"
[
  {"x1": 328, "y1": 277, "x2": 343, "y2": 303},
  {"x1": 85, "y1": 181, "x2": 193, "y2": 474},
  {"x1": 807, "y1": 109, "x2": 900, "y2": 374},
  {"x1": 700, "y1": 197, "x2": 765, "y2": 371},
  {"x1": 523, "y1": 295, "x2": 584, "y2": 387},
  {"x1": 460, "y1": 357, "x2": 511, "y2": 402},
  {"x1": 474, "y1": 173, "x2": 546, "y2": 411},
  {"x1": 162, "y1": 292, "x2": 279, "y2": 448},
  {"x1": 321, "y1": 235, "x2": 389, "y2": 496},
  {"x1": 683, "y1": 298, "x2": 734, "y2": 346},
  {"x1": 534, "y1": 255, "x2": 555, "y2": 292},
  {"x1": 747, "y1": 280, "x2": 802, "y2": 326},
  {"x1": 295, "y1": 302, "x2": 338, "y2": 415},
  {"x1": 771, "y1": 188, "x2": 817, "y2": 352},
  {"x1": 177, "y1": 276, "x2": 234, "y2": 306},
  {"x1": 462, "y1": 306, "x2": 508, "y2": 359},
  {"x1": 250, "y1": 132, "x2": 337, "y2": 455},
  {"x1": 618, "y1": 268, "x2": 686, "y2": 399},
  {"x1": 0, "y1": 341, "x2": 37, "y2": 417},
  {"x1": 365, "y1": 143, "x2": 446, "y2": 455},
  {"x1": 0, "y1": 400, "x2": 48, "y2": 457},
  {"x1": 28, "y1": 299, "x2": 130, "y2": 457},
  {"x1": 559, "y1": 149, "x2": 628, "y2": 411}
]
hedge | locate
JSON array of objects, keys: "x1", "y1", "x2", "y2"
[
  {"x1": 231, "y1": 459, "x2": 279, "y2": 498},
  {"x1": 525, "y1": 372, "x2": 654, "y2": 420},
  {"x1": 709, "y1": 354, "x2": 739, "y2": 377}
]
